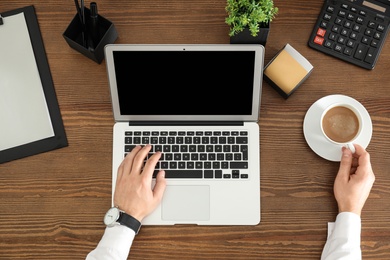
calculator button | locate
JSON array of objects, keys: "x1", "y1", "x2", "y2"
[
  {"x1": 332, "y1": 25, "x2": 340, "y2": 33},
  {"x1": 317, "y1": 28, "x2": 326, "y2": 37},
  {"x1": 347, "y1": 13, "x2": 355, "y2": 21},
  {"x1": 364, "y1": 48, "x2": 376, "y2": 63},
  {"x1": 356, "y1": 16, "x2": 364, "y2": 24},
  {"x1": 324, "y1": 40, "x2": 333, "y2": 48},
  {"x1": 326, "y1": 6, "x2": 335, "y2": 13},
  {"x1": 370, "y1": 39, "x2": 379, "y2": 47},
  {"x1": 354, "y1": 44, "x2": 368, "y2": 60},
  {"x1": 343, "y1": 47, "x2": 353, "y2": 55},
  {"x1": 367, "y1": 21, "x2": 376, "y2": 28},
  {"x1": 338, "y1": 10, "x2": 347, "y2": 17},
  {"x1": 337, "y1": 36, "x2": 346, "y2": 44},
  {"x1": 350, "y1": 31, "x2": 358, "y2": 40},
  {"x1": 361, "y1": 36, "x2": 370, "y2": 44},
  {"x1": 326, "y1": 6, "x2": 334, "y2": 13},
  {"x1": 329, "y1": 32, "x2": 337, "y2": 40},
  {"x1": 352, "y1": 24, "x2": 361, "y2": 32},
  {"x1": 314, "y1": 36, "x2": 325, "y2": 45},
  {"x1": 334, "y1": 44, "x2": 343, "y2": 52},
  {"x1": 373, "y1": 32, "x2": 381, "y2": 40},
  {"x1": 364, "y1": 28, "x2": 374, "y2": 37},
  {"x1": 320, "y1": 21, "x2": 329, "y2": 28},
  {"x1": 344, "y1": 20, "x2": 352, "y2": 28},
  {"x1": 324, "y1": 13, "x2": 332, "y2": 20},
  {"x1": 335, "y1": 17, "x2": 343, "y2": 25},
  {"x1": 346, "y1": 40, "x2": 355, "y2": 48},
  {"x1": 377, "y1": 24, "x2": 385, "y2": 32}
]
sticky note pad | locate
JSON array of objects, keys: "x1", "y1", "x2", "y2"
[{"x1": 264, "y1": 44, "x2": 313, "y2": 98}]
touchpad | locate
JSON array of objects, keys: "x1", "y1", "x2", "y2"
[{"x1": 162, "y1": 185, "x2": 210, "y2": 221}]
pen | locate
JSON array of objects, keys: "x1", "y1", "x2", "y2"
[
  {"x1": 88, "y1": 2, "x2": 99, "y2": 50},
  {"x1": 81, "y1": 0, "x2": 85, "y2": 28},
  {"x1": 73, "y1": 0, "x2": 82, "y2": 24},
  {"x1": 73, "y1": 0, "x2": 87, "y2": 47},
  {"x1": 81, "y1": 0, "x2": 88, "y2": 47}
]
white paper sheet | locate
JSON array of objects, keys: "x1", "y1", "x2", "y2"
[{"x1": 0, "y1": 13, "x2": 54, "y2": 151}]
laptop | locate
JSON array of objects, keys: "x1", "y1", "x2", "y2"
[{"x1": 104, "y1": 44, "x2": 264, "y2": 225}]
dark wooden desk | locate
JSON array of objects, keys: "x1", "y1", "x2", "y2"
[{"x1": 1, "y1": 0, "x2": 389, "y2": 259}]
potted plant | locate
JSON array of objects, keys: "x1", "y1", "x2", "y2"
[{"x1": 225, "y1": 0, "x2": 278, "y2": 46}]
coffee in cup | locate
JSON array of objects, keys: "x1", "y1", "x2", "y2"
[{"x1": 320, "y1": 103, "x2": 362, "y2": 153}]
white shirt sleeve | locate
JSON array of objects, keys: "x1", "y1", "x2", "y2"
[
  {"x1": 321, "y1": 212, "x2": 361, "y2": 260},
  {"x1": 86, "y1": 225, "x2": 135, "y2": 260}
]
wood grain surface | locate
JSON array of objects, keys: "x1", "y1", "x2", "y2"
[{"x1": 1, "y1": 0, "x2": 389, "y2": 259}]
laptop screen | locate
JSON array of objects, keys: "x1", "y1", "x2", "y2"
[{"x1": 105, "y1": 44, "x2": 264, "y2": 122}]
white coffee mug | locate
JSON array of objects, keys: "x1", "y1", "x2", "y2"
[{"x1": 320, "y1": 103, "x2": 363, "y2": 154}]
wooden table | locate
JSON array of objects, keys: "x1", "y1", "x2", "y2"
[{"x1": 1, "y1": 0, "x2": 389, "y2": 259}]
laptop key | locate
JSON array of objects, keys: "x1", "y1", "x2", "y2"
[
  {"x1": 236, "y1": 137, "x2": 248, "y2": 144},
  {"x1": 230, "y1": 162, "x2": 248, "y2": 169},
  {"x1": 215, "y1": 170, "x2": 223, "y2": 178},
  {"x1": 204, "y1": 170, "x2": 213, "y2": 178},
  {"x1": 125, "y1": 145, "x2": 136, "y2": 152},
  {"x1": 241, "y1": 145, "x2": 248, "y2": 160},
  {"x1": 153, "y1": 170, "x2": 202, "y2": 178}
]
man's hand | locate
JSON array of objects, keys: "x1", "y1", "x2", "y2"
[
  {"x1": 334, "y1": 144, "x2": 375, "y2": 216},
  {"x1": 114, "y1": 145, "x2": 166, "y2": 221}
]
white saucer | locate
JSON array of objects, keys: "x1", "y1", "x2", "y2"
[{"x1": 303, "y1": 94, "x2": 372, "y2": 161}]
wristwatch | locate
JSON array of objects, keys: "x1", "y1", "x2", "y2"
[{"x1": 103, "y1": 207, "x2": 141, "y2": 234}]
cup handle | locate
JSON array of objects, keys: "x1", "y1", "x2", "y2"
[{"x1": 345, "y1": 143, "x2": 356, "y2": 154}]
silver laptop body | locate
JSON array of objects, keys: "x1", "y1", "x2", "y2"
[{"x1": 105, "y1": 44, "x2": 264, "y2": 225}]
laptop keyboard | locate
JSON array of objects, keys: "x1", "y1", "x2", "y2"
[{"x1": 124, "y1": 130, "x2": 249, "y2": 179}]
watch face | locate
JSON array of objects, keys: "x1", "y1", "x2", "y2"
[{"x1": 104, "y1": 207, "x2": 120, "y2": 227}]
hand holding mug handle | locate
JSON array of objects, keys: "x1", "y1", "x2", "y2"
[{"x1": 345, "y1": 143, "x2": 356, "y2": 154}]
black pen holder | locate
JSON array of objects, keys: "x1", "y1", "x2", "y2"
[{"x1": 63, "y1": 8, "x2": 118, "y2": 64}]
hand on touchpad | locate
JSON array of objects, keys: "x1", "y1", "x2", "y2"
[{"x1": 162, "y1": 185, "x2": 210, "y2": 222}]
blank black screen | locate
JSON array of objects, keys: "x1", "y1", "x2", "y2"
[{"x1": 113, "y1": 51, "x2": 255, "y2": 115}]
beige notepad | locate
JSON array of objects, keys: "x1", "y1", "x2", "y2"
[{"x1": 264, "y1": 44, "x2": 313, "y2": 98}]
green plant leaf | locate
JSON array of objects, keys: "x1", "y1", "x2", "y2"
[{"x1": 225, "y1": 0, "x2": 278, "y2": 37}]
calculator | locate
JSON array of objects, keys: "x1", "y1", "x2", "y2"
[{"x1": 308, "y1": 0, "x2": 390, "y2": 70}]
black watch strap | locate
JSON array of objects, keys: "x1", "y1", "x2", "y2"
[{"x1": 118, "y1": 212, "x2": 141, "y2": 235}]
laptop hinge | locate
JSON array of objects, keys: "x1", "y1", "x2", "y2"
[{"x1": 129, "y1": 121, "x2": 244, "y2": 126}]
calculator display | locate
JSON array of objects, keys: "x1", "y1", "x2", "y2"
[{"x1": 363, "y1": 1, "x2": 386, "y2": 12}]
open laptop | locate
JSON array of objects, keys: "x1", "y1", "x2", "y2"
[{"x1": 104, "y1": 44, "x2": 264, "y2": 225}]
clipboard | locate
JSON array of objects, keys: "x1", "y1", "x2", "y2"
[{"x1": 0, "y1": 5, "x2": 68, "y2": 164}]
